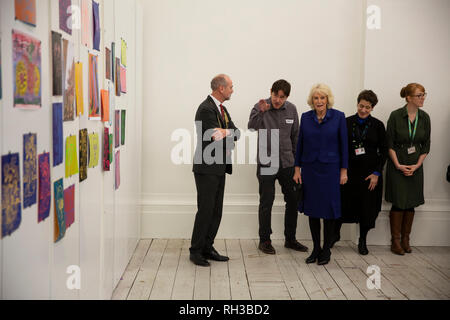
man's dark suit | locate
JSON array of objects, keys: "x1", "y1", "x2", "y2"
[{"x1": 190, "y1": 96, "x2": 240, "y2": 256}]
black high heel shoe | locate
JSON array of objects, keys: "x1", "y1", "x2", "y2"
[
  {"x1": 317, "y1": 249, "x2": 331, "y2": 265},
  {"x1": 358, "y1": 238, "x2": 369, "y2": 255},
  {"x1": 305, "y1": 249, "x2": 321, "y2": 264}
]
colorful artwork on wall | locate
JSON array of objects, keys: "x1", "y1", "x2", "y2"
[
  {"x1": 23, "y1": 133, "x2": 37, "y2": 208},
  {"x1": 121, "y1": 39, "x2": 127, "y2": 67},
  {"x1": 81, "y1": 0, "x2": 90, "y2": 47},
  {"x1": 121, "y1": 110, "x2": 126, "y2": 145},
  {"x1": 88, "y1": 132, "x2": 99, "y2": 168},
  {"x1": 109, "y1": 134, "x2": 113, "y2": 163},
  {"x1": 101, "y1": 89, "x2": 109, "y2": 122},
  {"x1": 103, "y1": 128, "x2": 110, "y2": 171},
  {"x1": 52, "y1": 103, "x2": 63, "y2": 167},
  {"x1": 38, "y1": 152, "x2": 51, "y2": 223},
  {"x1": 92, "y1": 1, "x2": 100, "y2": 51},
  {"x1": 15, "y1": 0, "x2": 36, "y2": 27},
  {"x1": 105, "y1": 47, "x2": 111, "y2": 80},
  {"x1": 79, "y1": 129, "x2": 88, "y2": 181},
  {"x1": 51, "y1": 31, "x2": 62, "y2": 96},
  {"x1": 88, "y1": 53, "x2": 100, "y2": 119},
  {"x1": 120, "y1": 66, "x2": 126, "y2": 93},
  {"x1": 63, "y1": 39, "x2": 75, "y2": 121},
  {"x1": 115, "y1": 151, "x2": 120, "y2": 190},
  {"x1": 59, "y1": 0, "x2": 72, "y2": 35},
  {"x1": 75, "y1": 62, "x2": 84, "y2": 116},
  {"x1": 64, "y1": 184, "x2": 75, "y2": 229},
  {"x1": 108, "y1": 81, "x2": 114, "y2": 126},
  {"x1": 65, "y1": 135, "x2": 78, "y2": 178},
  {"x1": 115, "y1": 110, "x2": 120, "y2": 148},
  {"x1": 115, "y1": 58, "x2": 121, "y2": 96},
  {"x1": 2, "y1": 153, "x2": 22, "y2": 238},
  {"x1": 111, "y1": 42, "x2": 115, "y2": 83},
  {"x1": 13, "y1": 30, "x2": 41, "y2": 109},
  {"x1": 53, "y1": 178, "x2": 65, "y2": 242}
]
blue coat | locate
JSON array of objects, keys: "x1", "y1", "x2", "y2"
[
  {"x1": 295, "y1": 109, "x2": 348, "y2": 167},
  {"x1": 295, "y1": 108, "x2": 349, "y2": 219}
]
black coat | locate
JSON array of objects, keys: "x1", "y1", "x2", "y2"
[
  {"x1": 341, "y1": 114, "x2": 387, "y2": 228},
  {"x1": 192, "y1": 96, "x2": 240, "y2": 175}
]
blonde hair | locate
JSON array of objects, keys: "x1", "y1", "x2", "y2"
[{"x1": 307, "y1": 83, "x2": 334, "y2": 109}]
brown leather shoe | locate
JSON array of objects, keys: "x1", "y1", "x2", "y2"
[
  {"x1": 285, "y1": 240, "x2": 309, "y2": 252},
  {"x1": 258, "y1": 241, "x2": 276, "y2": 255},
  {"x1": 390, "y1": 210, "x2": 405, "y2": 255},
  {"x1": 401, "y1": 211, "x2": 414, "y2": 253}
]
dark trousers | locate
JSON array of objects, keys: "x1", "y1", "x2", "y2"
[
  {"x1": 257, "y1": 167, "x2": 298, "y2": 242},
  {"x1": 190, "y1": 173, "x2": 226, "y2": 255}
]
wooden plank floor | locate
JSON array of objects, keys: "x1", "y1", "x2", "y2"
[{"x1": 112, "y1": 239, "x2": 450, "y2": 300}]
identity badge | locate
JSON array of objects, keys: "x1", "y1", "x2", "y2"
[{"x1": 407, "y1": 146, "x2": 416, "y2": 154}]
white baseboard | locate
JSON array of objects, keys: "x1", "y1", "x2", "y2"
[{"x1": 141, "y1": 193, "x2": 450, "y2": 246}]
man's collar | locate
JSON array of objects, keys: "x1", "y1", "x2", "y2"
[{"x1": 210, "y1": 95, "x2": 225, "y2": 111}]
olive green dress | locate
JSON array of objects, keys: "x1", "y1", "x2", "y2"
[{"x1": 385, "y1": 106, "x2": 431, "y2": 209}]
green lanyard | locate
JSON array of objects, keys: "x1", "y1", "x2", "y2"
[{"x1": 408, "y1": 112, "x2": 418, "y2": 143}]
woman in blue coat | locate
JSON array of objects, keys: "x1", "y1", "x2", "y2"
[{"x1": 293, "y1": 83, "x2": 349, "y2": 265}]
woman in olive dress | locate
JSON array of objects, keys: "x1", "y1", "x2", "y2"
[{"x1": 385, "y1": 83, "x2": 431, "y2": 255}]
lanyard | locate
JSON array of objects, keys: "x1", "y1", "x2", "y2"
[
  {"x1": 352, "y1": 119, "x2": 370, "y2": 148},
  {"x1": 408, "y1": 113, "x2": 418, "y2": 143}
]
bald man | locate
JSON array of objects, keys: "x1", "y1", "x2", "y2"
[{"x1": 190, "y1": 74, "x2": 241, "y2": 266}]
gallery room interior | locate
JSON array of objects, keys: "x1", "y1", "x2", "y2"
[{"x1": 0, "y1": 0, "x2": 449, "y2": 300}]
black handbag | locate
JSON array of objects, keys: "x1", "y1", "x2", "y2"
[{"x1": 447, "y1": 165, "x2": 450, "y2": 183}]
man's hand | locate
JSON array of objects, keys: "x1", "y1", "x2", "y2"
[
  {"x1": 212, "y1": 128, "x2": 229, "y2": 141},
  {"x1": 258, "y1": 99, "x2": 270, "y2": 112},
  {"x1": 365, "y1": 174, "x2": 379, "y2": 191}
]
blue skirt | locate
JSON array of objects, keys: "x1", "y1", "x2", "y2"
[{"x1": 299, "y1": 161, "x2": 341, "y2": 220}]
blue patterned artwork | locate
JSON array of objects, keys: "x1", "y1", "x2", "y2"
[
  {"x1": 92, "y1": 1, "x2": 100, "y2": 51},
  {"x1": 2, "y1": 153, "x2": 22, "y2": 238},
  {"x1": 23, "y1": 133, "x2": 37, "y2": 208},
  {"x1": 38, "y1": 152, "x2": 51, "y2": 222},
  {"x1": 53, "y1": 103, "x2": 63, "y2": 166},
  {"x1": 54, "y1": 178, "x2": 65, "y2": 242}
]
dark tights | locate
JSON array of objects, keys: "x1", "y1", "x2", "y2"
[{"x1": 309, "y1": 217, "x2": 335, "y2": 253}]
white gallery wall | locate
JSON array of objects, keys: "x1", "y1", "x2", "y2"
[
  {"x1": 0, "y1": 0, "x2": 143, "y2": 299},
  {"x1": 141, "y1": 0, "x2": 450, "y2": 245}
]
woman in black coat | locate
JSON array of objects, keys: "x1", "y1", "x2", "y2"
[{"x1": 332, "y1": 90, "x2": 387, "y2": 255}]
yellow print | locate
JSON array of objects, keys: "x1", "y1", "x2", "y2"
[{"x1": 16, "y1": 60, "x2": 27, "y2": 96}]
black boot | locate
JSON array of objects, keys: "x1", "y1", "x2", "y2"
[
  {"x1": 358, "y1": 225, "x2": 369, "y2": 255},
  {"x1": 306, "y1": 248, "x2": 321, "y2": 264},
  {"x1": 317, "y1": 248, "x2": 330, "y2": 265},
  {"x1": 306, "y1": 217, "x2": 321, "y2": 264},
  {"x1": 318, "y1": 219, "x2": 334, "y2": 265},
  {"x1": 358, "y1": 238, "x2": 369, "y2": 255}
]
